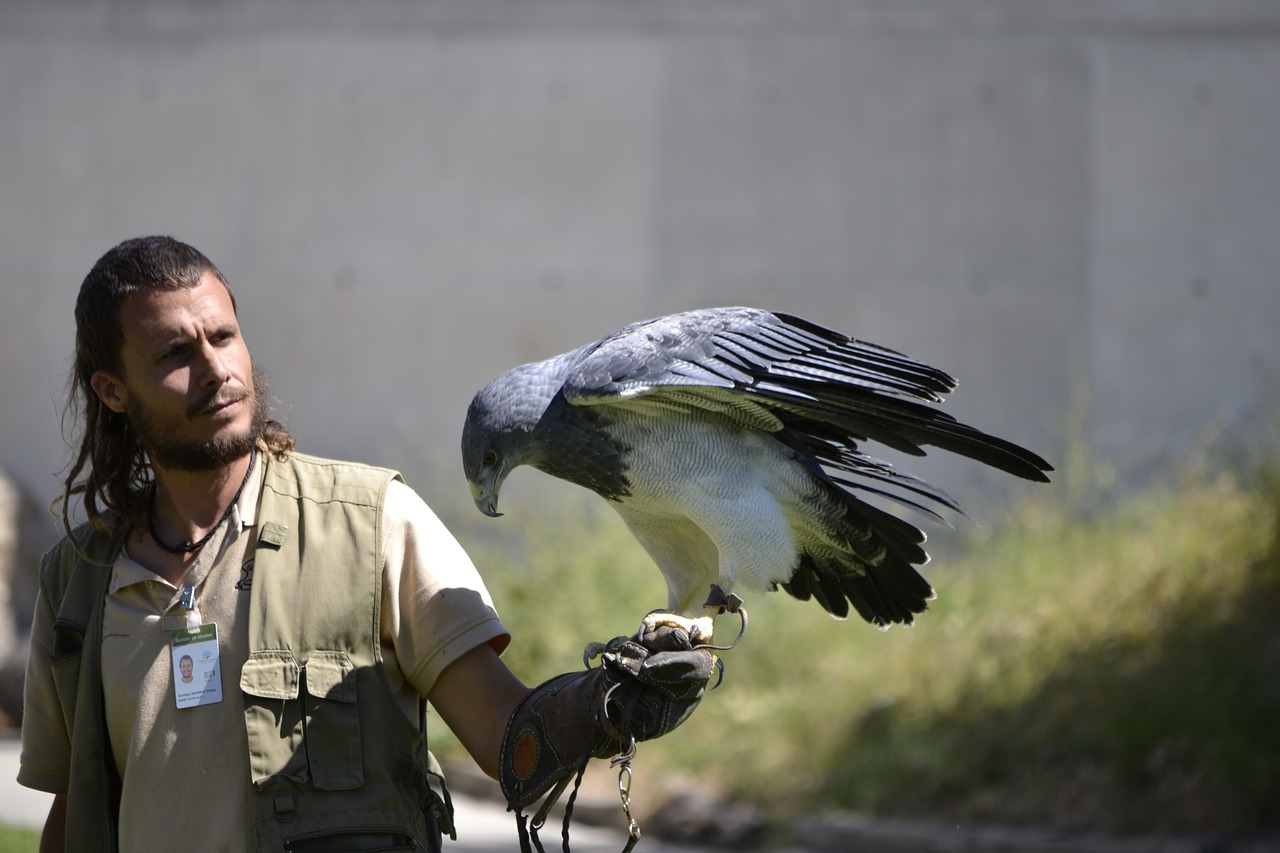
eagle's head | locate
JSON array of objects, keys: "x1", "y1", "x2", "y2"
[
  {"x1": 462, "y1": 396, "x2": 521, "y2": 517},
  {"x1": 461, "y1": 362, "x2": 561, "y2": 517}
]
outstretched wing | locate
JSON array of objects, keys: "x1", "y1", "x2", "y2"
[
  {"x1": 563, "y1": 306, "x2": 949, "y2": 404},
  {"x1": 559, "y1": 307, "x2": 1050, "y2": 517}
]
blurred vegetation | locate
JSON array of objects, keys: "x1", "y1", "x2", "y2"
[
  {"x1": 430, "y1": 422, "x2": 1280, "y2": 839},
  {"x1": 0, "y1": 825, "x2": 39, "y2": 852}
]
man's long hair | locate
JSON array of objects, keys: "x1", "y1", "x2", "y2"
[{"x1": 59, "y1": 236, "x2": 295, "y2": 543}]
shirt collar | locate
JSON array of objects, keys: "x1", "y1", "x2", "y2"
[
  {"x1": 237, "y1": 452, "x2": 264, "y2": 528},
  {"x1": 109, "y1": 454, "x2": 265, "y2": 595}
]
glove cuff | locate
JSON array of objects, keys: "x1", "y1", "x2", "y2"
[{"x1": 499, "y1": 669, "x2": 614, "y2": 812}]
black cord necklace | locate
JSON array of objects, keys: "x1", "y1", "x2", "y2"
[{"x1": 148, "y1": 448, "x2": 257, "y2": 555}]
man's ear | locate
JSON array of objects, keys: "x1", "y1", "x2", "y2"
[{"x1": 89, "y1": 370, "x2": 128, "y2": 414}]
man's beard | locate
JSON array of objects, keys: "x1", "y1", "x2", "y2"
[{"x1": 128, "y1": 365, "x2": 270, "y2": 472}]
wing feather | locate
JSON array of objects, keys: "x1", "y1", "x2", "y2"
[{"x1": 558, "y1": 307, "x2": 1048, "y2": 525}]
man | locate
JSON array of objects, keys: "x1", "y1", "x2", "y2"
[
  {"x1": 178, "y1": 655, "x2": 193, "y2": 684},
  {"x1": 20, "y1": 236, "x2": 713, "y2": 852}
]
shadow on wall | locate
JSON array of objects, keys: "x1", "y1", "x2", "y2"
[{"x1": 0, "y1": 467, "x2": 58, "y2": 728}]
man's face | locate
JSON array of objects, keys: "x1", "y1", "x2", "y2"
[
  {"x1": 180, "y1": 657, "x2": 193, "y2": 681},
  {"x1": 90, "y1": 271, "x2": 263, "y2": 472}
]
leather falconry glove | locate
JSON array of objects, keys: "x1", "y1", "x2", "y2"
[{"x1": 499, "y1": 622, "x2": 718, "y2": 853}]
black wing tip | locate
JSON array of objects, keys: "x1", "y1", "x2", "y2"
[
  {"x1": 999, "y1": 446, "x2": 1055, "y2": 483},
  {"x1": 784, "y1": 553, "x2": 934, "y2": 629}
]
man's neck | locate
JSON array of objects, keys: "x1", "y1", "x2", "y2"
[{"x1": 137, "y1": 452, "x2": 255, "y2": 585}]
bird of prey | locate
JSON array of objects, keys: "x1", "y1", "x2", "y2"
[{"x1": 462, "y1": 307, "x2": 1051, "y2": 641}]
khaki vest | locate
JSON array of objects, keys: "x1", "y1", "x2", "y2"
[{"x1": 37, "y1": 451, "x2": 453, "y2": 852}]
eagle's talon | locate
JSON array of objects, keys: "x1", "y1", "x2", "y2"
[
  {"x1": 637, "y1": 610, "x2": 714, "y2": 645},
  {"x1": 711, "y1": 656, "x2": 726, "y2": 689},
  {"x1": 583, "y1": 641, "x2": 608, "y2": 667},
  {"x1": 688, "y1": 618, "x2": 715, "y2": 643}
]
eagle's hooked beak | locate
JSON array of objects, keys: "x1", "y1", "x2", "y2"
[{"x1": 469, "y1": 479, "x2": 504, "y2": 518}]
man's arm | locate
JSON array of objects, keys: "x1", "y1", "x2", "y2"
[
  {"x1": 426, "y1": 641, "x2": 530, "y2": 779},
  {"x1": 40, "y1": 794, "x2": 66, "y2": 853}
]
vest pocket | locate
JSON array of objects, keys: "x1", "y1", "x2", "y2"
[
  {"x1": 242, "y1": 650, "x2": 365, "y2": 791},
  {"x1": 301, "y1": 651, "x2": 364, "y2": 790},
  {"x1": 242, "y1": 651, "x2": 306, "y2": 788}
]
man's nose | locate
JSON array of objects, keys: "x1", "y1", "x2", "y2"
[{"x1": 196, "y1": 341, "x2": 231, "y2": 386}]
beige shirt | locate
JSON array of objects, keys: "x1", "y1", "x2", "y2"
[{"x1": 20, "y1": 459, "x2": 509, "y2": 852}]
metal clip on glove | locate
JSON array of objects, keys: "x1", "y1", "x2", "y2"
[{"x1": 499, "y1": 622, "x2": 718, "y2": 853}]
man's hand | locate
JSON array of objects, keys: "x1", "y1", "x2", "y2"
[
  {"x1": 499, "y1": 623, "x2": 716, "y2": 814},
  {"x1": 589, "y1": 623, "x2": 716, "y2": 749}
]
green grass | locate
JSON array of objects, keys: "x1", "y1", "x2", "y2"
[
  {"x1": 0, "y1": 824, "x2": 39, "y2": 852},
  {"x1": 439, "y1": 457, "x2": 1280, "y2": 838},
  {"x1": 809, "y1": 471, "x2": 1280, "y2": 835}
]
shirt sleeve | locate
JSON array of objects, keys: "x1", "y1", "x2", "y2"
[
  {"x1": 17, "y1": 585, "x2": 72, "y2": 795},
  {"x1": 379, "y1": 479, "x2": 510, "y2": 698}
]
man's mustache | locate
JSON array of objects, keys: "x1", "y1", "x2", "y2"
[{"x1": 188, "y1": 387, "x2": 250, "y2": 417}]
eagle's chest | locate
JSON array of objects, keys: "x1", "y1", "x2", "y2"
[{"x1": 607, "y1": 412, "x2": 802, "y2": 505}]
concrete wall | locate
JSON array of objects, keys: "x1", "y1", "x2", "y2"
[{"x1": 2, "y1": 1, "x2": 1278, "y2": 525}]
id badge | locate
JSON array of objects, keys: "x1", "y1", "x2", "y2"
[{"x1": 171, "y1": 623, "x2": 223, "y2": 709}]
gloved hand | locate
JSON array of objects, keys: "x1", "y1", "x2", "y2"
[
  {"x1": 590, "y1": 623, "x2": 716, "y2": 749},
  {"x1": 499, "y1": 623, "x2": 716, "y2": 814}
]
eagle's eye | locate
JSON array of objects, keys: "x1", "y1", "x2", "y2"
[{"x1": 482, "y1": 450, "x2": 498, "y2": 468}]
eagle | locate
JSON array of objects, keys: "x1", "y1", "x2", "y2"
[{"x1": 461, "y1": 307, "x2": 1051, "y2": 641}]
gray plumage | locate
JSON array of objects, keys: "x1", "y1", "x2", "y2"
[{"x1": 462, "y1": 307, "x2": 1051, "y2": 628}]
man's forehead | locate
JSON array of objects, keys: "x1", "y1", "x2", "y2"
[{"x1": 118, "y1": 272, "x2": 237, "y2": 336}]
